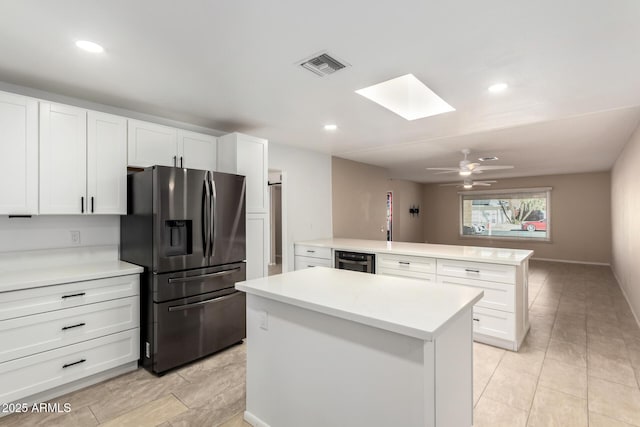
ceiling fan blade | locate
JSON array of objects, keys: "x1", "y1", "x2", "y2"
[
  {"x1": 472, "y1": 183, "x2": 492, "y2": 186},
  {"x1": 426, "y1": 167, "x2": 459, "y2": 171},
  {"x1": 474, "y1": 165, "x2": 514, "y2": 171},
  {"x1": 439, "y1": 182, "x2": 463, "y2": 186},
  {"x1": 473, "y1": 180, "x2": 497, "y2": 184},
  {"x1": 433, "y1": 170, "x2": 460, "y2": 175}
]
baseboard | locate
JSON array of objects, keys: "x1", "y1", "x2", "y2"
[
  {"x1": 531, "y1": 257, "x2": 610, "y2": 266},
  {"x1": 612, "y1": 268, "x2": 640, "y2": 330},
  {"x1": 244, "y1": 410, "x2": 271, "y2": 427}
]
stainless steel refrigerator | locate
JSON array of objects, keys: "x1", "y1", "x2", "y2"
[{"x1": 120, "y1": 166, "x2": 246, "y2": 374}]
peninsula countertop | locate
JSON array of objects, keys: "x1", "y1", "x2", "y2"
[
  {"x1": 296, "y1": 238, "x2": 534, "y2": 265},
  {"x1": 235, "y1": 267, "x2": 483, "y2": 341}
]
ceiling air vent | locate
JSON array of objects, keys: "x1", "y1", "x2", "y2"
[{"x1": 300, "y1": 52, "x2": 349, "y2": 77}]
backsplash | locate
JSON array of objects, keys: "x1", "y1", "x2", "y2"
[{"x1": 0, "y1": 215, "x2": 119, "y2": 253}]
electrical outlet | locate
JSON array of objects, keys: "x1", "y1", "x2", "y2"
[
  {"x1": 259, "y1": 310, "x2": 269, "y2": 330},
  {"x1": 70, "y1": 231, "x2": 81, "y2": 245}
]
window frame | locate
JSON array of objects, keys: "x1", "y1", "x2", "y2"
[{"x1": 458, "y1": 187, "x2": 552, "y2": 243}]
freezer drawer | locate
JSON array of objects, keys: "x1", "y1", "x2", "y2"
[
  {"x1": 152, "y1": 290, "x2": 246, "y2": 373},
  {"x1": 153, "y1": 262, "x2": 246, "y2": 302}
]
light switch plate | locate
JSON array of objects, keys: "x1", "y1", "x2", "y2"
[{"x1": 70, "y1": 230, "x2": 81, "y2": 245}]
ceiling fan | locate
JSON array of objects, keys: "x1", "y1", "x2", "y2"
[
  {"x1": 427, "y1": 149, "x2": 513, "y2": 176},
  {"x1": 440, "y1": 179, "x2": 497, "y2": 189}
]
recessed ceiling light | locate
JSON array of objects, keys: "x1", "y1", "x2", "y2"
[
  {"x1": 324, "y1": 124, "x2": 338, "y2": 131},
  {"x1": 355, "y1": 74, "x2": 455, "y2": 121},
  {"x1": 488, "y1": 83, "x2": 508, "y2": 93},
  {"x1": 75, "y1": 40, "x2": 104, "y2": 53},
  {"x1": 479, "y1": 156, "x2": 499, "y2": 162}
]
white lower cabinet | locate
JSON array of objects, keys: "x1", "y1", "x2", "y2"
[
  {"x1": 0, "y1": 329, "x2": 139, "y2": 405},
  {"x1": 472, "y1": 307, "x2": 515, "y2": 342},
  {"x1": 0, "y1": 274, "x2": 140, "y2": 404},
  {"x1": 247, "y1": 214, "x2": 269, "y2": 280},
  {"x1": 294, "y1": 245, "x2": 332, "y2": 271}
]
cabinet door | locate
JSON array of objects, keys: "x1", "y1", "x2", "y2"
[
  {"x1": 237, "y1": 135, "x2": 268, "y2": 213},
  {"x1": 247, "y1": 213, "x2": 269, "y2": 280},
  {"x1": 87, "y1": 111, "x2": 127, "y2": 214},
  {"x1": 0, "y1": 91, "x2": 38, "y2": 215},
  {"x1": 178, "y1": 130, "x2": 216, "y2": 170},
  {"x1": 39, "y1": 102, "x2": 87, "y2": 214},
  {"x1": 127, "y1": 119, "x2": 178, "y2": 167}
]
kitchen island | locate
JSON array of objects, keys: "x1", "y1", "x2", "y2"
[
  {"x1": 236, "y1": 267, "x2": 483, "y2": 427},
  {"x1": 295, "y1": 238, "x2": 534, "y2": 350}
]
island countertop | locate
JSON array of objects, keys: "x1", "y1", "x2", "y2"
[
  {"x1": 296, "y1": 238, "x2": 534, "y2": 265},
  {"x1": 235, "y1": 267, "x2": 483, "y2": 341}
]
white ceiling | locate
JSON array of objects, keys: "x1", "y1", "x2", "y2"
[{"x1": 1, "y1": 0, "x2": 639, "y2": 182}]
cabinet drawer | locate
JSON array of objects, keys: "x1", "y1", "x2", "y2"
[
  {"x1": 438, "y1": 276, "x2": 514, "y2": 312},
  {"x1": 377, "y1": 253, "x2": 436, "y2": 275},
  {"x1": 0, "y1": 296, "x2": 139, "y2": 363},
  {"x1": 294, "y1": 245, "x2": 332, "y2": 260},
  {"x1": 0, "y1": 329, "x2": 139, "y2": 404},
  {"x1": 377, "y1": 268, "x2": 436, "y2": 282},
  {"x1": 0, "y1": 274, "x2": 139, "y2": 321},
  {"x1": 473, "y1": 307, "x2": 514, "y2": 341},
  {"x1": 294, "y1": 256, "x2": 332, "y2": 270},
  {"x1": 437, "y1": 259, "x2": 515, "y2": 284}
]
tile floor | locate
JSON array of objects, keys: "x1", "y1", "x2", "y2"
[{"x1": 2, "y1": 260, "x2": 640, "y2": 426}]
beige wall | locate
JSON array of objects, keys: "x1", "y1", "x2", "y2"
[
  {"x1": 332, "y1": 157, "x2": 424, "y2": 242},
  {"x1": 423, "y1": 172, "x2": 612, "y2": 264},
  {"x1": 612, "y1": 123, "x2": 640, "y2": 320}
]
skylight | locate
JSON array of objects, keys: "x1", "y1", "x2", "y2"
[{"x1": 355, "y1": 74, "x2": 454, "y2": 121}]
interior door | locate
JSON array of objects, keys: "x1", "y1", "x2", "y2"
[{"x1": 211, "y1": 172, "x2": 247, "y2": 267}]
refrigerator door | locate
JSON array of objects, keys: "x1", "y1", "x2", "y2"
[
  {"x1": 210, "y1": 171, "x2": 247, "y2": 267},
  {"x1": 154, "y1": 166, "x2": 210, "y2": 272}
]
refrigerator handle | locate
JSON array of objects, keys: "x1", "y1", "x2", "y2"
[
  {"x1": 210, "y1": 174, "x2": 217, "y2": 257},
  {"x1": 201, "y1": 174, "x2": 210, "y2": 257}
]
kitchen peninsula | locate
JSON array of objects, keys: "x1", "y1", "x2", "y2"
[
  {"x1": 295, "y1": 238, "x2": 534, "y2": 351},
  {"x1": 236, "y1": 267, "x2": 483, "y2": 427}
]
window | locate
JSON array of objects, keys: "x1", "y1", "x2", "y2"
[{"x1": 460, "y1": 187, "x2": 551, "y2": 241}]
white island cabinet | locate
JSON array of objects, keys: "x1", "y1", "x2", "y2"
[
  {"x1": 236, "y1": 267, "x2": 483, "y2": 427},
  {"x1": 294, "y1": 238, "x2": 533, "y2": 351}
]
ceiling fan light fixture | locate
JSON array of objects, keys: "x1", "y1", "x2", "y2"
[
  {"x1": 459, "y1": 170, "x2": 472, "y2": 176},
  {"x1": 463, "y1": 184, "x2": 473, "y2": 189}
]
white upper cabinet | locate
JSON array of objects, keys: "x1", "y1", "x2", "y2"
[
  {"x1": 178, "y1": 130, "x2": 217, "y2": 171},
  {"x1": 87, "y1": 112, "x2": 127, "y2": 214},
  {"x1": 39, "y1": 103, "x2": 87, "y2": 215},
  {"x1": 127, "y1": 120, "x2": 216, "y2": 170},
  {"x1": 217, "y1": 132, "x2": 268, "y2": 214},
  {"x1": 40, "y1": 103, "x2": 127, "y2": 215},
  {"x1": 127, "y1": 119, "x2": 178, "y2": 167},
  {"x1": 0, "y1": 91, "x2": 38, "y2": 215}
]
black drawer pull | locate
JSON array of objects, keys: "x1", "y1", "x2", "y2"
[
  {"x1": 62, "y1": 359, "x2": 86, "y2": 369},
  {"x1": 398, "y1": 261, "x2": 411, "y2": 265},
  {"x1": 61, "y1": 292, "x2": 86, "y2": 299},
  {"x1": 465, "y1": 269, "x2": 480, "y2": 273},
  {"x1": 62, "y1": 322, "x2": 86, "y2": 331},
  {"x1": 306, "y1": 250, "x2": 315, "y2": 253},
  {"x1": 473, "y1": 318, "x2": 480, "y2": 322},
  {"x1": 307, "y1": 265, "x2": 315, "y2": 268}
]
